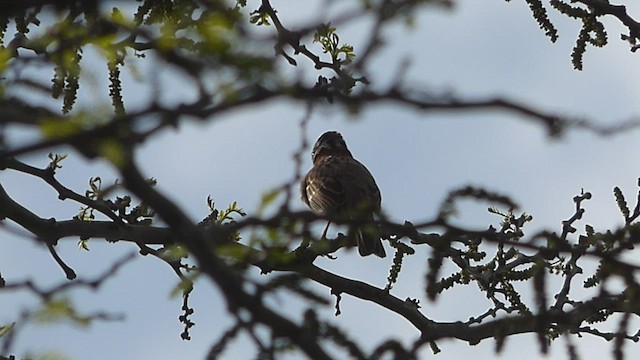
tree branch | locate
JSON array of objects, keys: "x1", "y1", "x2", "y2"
[
  {"x1": 576, "y1": 0, "x2": 640, "y2": 39},
  {"x1": 4, "y1": 173, "x2": 640, "y2": 349}
]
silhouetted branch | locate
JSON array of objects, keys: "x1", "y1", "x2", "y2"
[
  {"x1": 3, "y1": 1, "x2": 640, "y2": 358},
  {"x1": 4, "y1": 164, "x2": 640, "y2": 353}
]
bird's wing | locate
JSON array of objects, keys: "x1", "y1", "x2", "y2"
[
  {"x1": 303, "y1": 168, "x2": 347, "y2": 215},
  {"x1": 341, "y1": 159, "x2": 381, "y2": 214}
]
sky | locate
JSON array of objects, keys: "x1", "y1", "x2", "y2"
[{"x1": 2, "y1": 0, "x2": 640, "y2": 359}]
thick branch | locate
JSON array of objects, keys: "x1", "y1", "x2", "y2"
[
  {"x1": 0, "y1": 182, "x2": 169, "y2": 244},
  {"x1": 576, "y1": 0, "x2": 640, "y2": 38},
  {"x1": 2, "y1": 158, "x2": 123, "y2": 224},
  {"x1": 3, "y1": 171, "x2": 640, "y2": 347}
]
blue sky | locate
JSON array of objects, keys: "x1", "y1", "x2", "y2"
[{"x1": 2, "y1": 1, "x2": 640, "y2": 359}]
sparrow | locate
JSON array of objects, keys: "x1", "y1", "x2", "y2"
[{"x1": 301, "y1": 131, "x2": 386, "y2": 257}]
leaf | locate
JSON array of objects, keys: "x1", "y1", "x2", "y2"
[
  {"x1": 0, "y1": 47, "x2": 12, "y2": 73},
  {"x1": 170, "y1": 277, "x2": 195, "y2": 298},
  {"x1": 77, "y1": 239, "x2": 90, "y2": 251},
  {"x1": 40, "y1": 116, "x2": 84, "y2": 139},
  {"x1": 257, "y1": 188, "x2": 281, "y2": 215},
  {"x1": 161, "y1": 244, "x2": 189, "y2": 262},
  {"x1": 33, "y1": 298, "x2": 91, "y2": 327},
  {"x1": 47, "y1": 153, "x2": 68, "y2": 170},
  {"x1": 0, "y1": 322, "x2": 15, "y2": 338},
  {"x1": 99, "y1": 139, "x2": 127, "y2": 167}
]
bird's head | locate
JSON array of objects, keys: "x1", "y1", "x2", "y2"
[{"x1": 311, "y1": 131, "x2": 353, "y2": 164}]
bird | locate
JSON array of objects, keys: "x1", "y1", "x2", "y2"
[{"x1": 300, "y1": 131, "x2": 386, "y2": 257}]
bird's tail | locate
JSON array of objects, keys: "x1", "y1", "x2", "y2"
[{"x1": 354, "y1": 225, "x2": 386, "y2": 258}]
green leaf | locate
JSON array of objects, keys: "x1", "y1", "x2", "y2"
[
  {"x1": 0, "y1": 322, "x2": 15, "y2": 338},
  {"x1": 33, "y1": 298, "x2": 91, "y2": 327},
  {"x1": 40, "y1": 116, "x2": 85, "y2": 139},
  {"x1": 170, "y1": 277, "x2": 195, "y2": 298},
  {"x1": 257, "y1": 188, "x2": 281, "y2": 215},
  {"x1": 100, "y1": 139, "x2": 127, "y2": 167},
  {"x1": 77, "y1": 239, "x2": 90, "y2": 251},
  {"x1": 47, "y1": 153, "x2": 68, "y2": 170},
  {"x1": 161, "y1": 244, "x2": 189, "y2": 262},
  {"x1": 0, "y1": 47, "x2": 12, "y2": 74}
]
